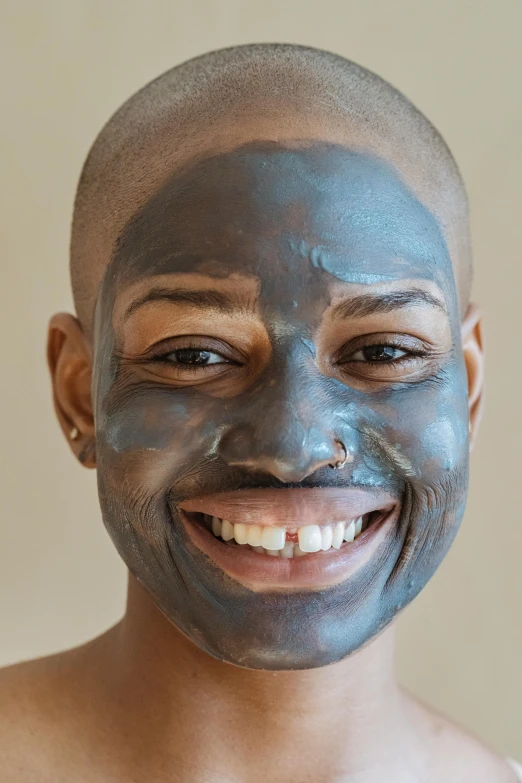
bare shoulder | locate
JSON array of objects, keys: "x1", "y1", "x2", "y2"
[
  {"x1": 403, "y1": 691, "x2": 517, "y2": 783},
  {"x1": 0, "y1": 634, "x2": 114, "y2": 782},
  {"x1": 0, "y1": 652, "x2": 75, "y2": 781}
]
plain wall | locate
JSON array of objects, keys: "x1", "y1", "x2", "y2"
[{"x1": 1, "y1": 0, "x2": 521, "y2": 758}]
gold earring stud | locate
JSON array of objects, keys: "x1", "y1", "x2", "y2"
[{"x1": 70, "y1": 426, "x2": 79, "y2": 440}]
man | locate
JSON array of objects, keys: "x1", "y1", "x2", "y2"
[{"x1": 1, "y1": 44, "x2": 518, "y2": 782}]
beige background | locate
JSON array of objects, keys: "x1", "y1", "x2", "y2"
[{"x1": 1, "y1": 0, "x2": 521, "y2": 759}]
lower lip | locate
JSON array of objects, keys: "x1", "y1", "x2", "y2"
[{"x1": 178, "y1": 509, "x2": 398, "y2": 591}]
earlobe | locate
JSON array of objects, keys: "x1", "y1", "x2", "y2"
[
  {"x1": 47, "y1": 313, "x2": 96, "y2": 468},
  {"x1": 461, "y1": 303, "x2": 485, "y2": 451}
]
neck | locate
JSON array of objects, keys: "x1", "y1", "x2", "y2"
[{"x1": 93, "y1": 575, "x2": 421, "y2": 782}]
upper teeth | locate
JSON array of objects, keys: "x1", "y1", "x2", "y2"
[{"x1": 209, "y1": 516, "x2": 365, "y2": 556}]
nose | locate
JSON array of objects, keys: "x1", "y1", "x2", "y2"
[{"x1": 218, "y1": 395, "x2": 349, "y2": 483}]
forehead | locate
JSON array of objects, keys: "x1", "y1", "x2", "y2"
[{"x1": 107, "y1": 141, "x2": 456, "y2": 304}]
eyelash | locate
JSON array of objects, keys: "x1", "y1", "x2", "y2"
[
  {"x1": 341, "y1": 340, "x2": 428, "y2": 365},
  {"x1": 150, "y1": 344, "x2": 236, "y2": 369}
]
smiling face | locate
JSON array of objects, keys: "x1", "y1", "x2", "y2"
[{"x1": 79, "y1": 140, "x2": 472, "y2": 669}]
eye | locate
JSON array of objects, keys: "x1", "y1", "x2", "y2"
[
  {"x1": 332, "y1": 332, "x2": 438, "y2": 385},
  {"x1": 118, "y1": 330, "x2": 265, "y2": 392},
  {"x1": 349, "y1": 345, "x2": 409, "y2": 363},
  {"x1": 142, "y1": 338, "x2": 242, "y2": 385},
  {"x1": 163, "y1": 348, "x2": 228, "y2": 366}
]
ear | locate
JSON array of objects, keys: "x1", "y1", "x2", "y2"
[
  {"x1": 47, "y1": 313, "x2": 96, "y2": 468},
  {"x1": 461, "y1": 303, "x2": 485, "y2": 451}
]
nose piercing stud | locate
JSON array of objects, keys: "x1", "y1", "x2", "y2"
[
  {"x1": 329, "y1": 440, "x2": 352, "y2": 469},
  {"x1": 70, "y1": 426, "x2": 79, "y2": 440}
]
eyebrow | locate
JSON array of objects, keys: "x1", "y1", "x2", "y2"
[
  {"x1": 122, "y1": 287, "x2": 256, "y2": 322},
  {"x1": 331, "y1": 289, "x2": 447, "y2": 320}
]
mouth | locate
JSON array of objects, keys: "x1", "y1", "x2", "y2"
[{"x1": 177, "y1": 488, "x2": 399, "y2": 590}]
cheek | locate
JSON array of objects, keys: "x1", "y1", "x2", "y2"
[
  {"x1": 96, "y1": 382, "x2": 222, "y2": 487},
  {"x1": 418, "y1": 415, "x2": 468, "y2": 477},
  {"x1": 367, "y1": 365, "x2": 469, "y2": 483}
]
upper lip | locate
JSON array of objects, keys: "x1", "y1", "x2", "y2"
[{"x1": 178, "y1": 487, "x2": 397, "y2": 527}]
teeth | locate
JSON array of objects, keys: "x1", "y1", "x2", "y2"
[
  {"x1": 208, "y1": 514, "x2": 369, "y2": 554},
  {"x1": 246, "y1": 524, "x2": 263, "y2": 547},
  {"x1": 261, "y1": 526, "x2": 286, "y2": 551},
  {"x1": 320, "y1": 524, "x2": 333, "y2": 551},
  {"x1": 280, "y1": 541, "x2": 295, "y2": 558},
  {"x1": 233, "y1": 523, "x2": 249, "y2": 545},
  {"x1": 332, "y1": 521, "x2": 345, "y2": 549},
  {"x1": 221, "y1": 519, "x2": 235, "y2": 541},
  {"x1": 343, "y1": 521, "x2": 355, "y2": 542},
  {"x1": 298, "y1": 524, "x2": 322, "y2": 553},
  {"x1": 211, "y1": 516, "x2": 222, "y2": 537}
]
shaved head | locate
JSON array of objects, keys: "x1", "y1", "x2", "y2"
[{"x1": 70, "y1": 43, "x2": 471, "y2": 333}]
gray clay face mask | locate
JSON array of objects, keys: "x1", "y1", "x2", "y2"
[{"x1": 92, "y1": 141, "x2": 469, "y2": 669}]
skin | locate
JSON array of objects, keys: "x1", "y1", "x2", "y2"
[{"x1": 0, "y1": 125, "x2": 514, "y2": 781}]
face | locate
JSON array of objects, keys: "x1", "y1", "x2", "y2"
[{"x1": 92, "y1": 141, "x2": 469, "y2": 669}]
